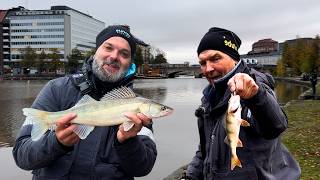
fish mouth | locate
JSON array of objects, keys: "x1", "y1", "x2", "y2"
[{"x1": 156, "y1": 109, "x2": 173, "y2": 118}]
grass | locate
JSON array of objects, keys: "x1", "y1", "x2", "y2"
[{"x1": 282, "y1": 84, "x2": 320, "y2": 180}]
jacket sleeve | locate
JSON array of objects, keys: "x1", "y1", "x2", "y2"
[
  {"x1": 12, "y1": 79, "x2": 73, "y2": 170},
  {"x1": 114, "y1": 127, "x2": 157, "y2": 177},
  {"x1": 244, "y1": 75, "x2": 288, "y2": 139}
]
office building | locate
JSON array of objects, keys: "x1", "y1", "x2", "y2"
[{"x1": 1, "y1": 6, "x2": 105, "y2": 74}]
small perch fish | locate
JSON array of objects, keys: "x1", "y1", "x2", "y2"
[
  {"x1": 224, "y1": 93, "x2": 250, "y2": 170},
  {"x1": 23, "y1": 86, "x2": 173, "y2": 141}
]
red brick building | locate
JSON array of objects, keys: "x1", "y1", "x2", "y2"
[{"x1": 249, "y1": 38, "x2": 278, "y2": 54}]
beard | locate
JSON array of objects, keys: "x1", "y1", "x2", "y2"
[{"x1": 92, "y1": 57, "x2": 129, "y2": 82}]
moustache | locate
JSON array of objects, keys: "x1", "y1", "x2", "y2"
[
  {"x1": 204, "y1": 71, "x2": 219, "y2": 78},
  {"x1": 102, "y1": 59, "x2": 120, "y2": 69}
]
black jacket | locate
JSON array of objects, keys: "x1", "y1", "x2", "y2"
[
  {"x1": 12, "y1": 58, "x2": 157, "y2": 180},
  {"x1": 186, "y1": 60, "x2": 300, "y2": 180}
]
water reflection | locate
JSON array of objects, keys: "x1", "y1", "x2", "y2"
[
  {"x1": 134, "y1": 87, "x2": 167, "y2": 104},
  {"x1": 0, "y1": 81, "x2": 45, "y2": 147},
  {"x1": 275, "y1": 80, "x2": 308, "y2": 104}
]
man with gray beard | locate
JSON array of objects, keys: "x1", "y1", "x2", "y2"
[{"x1": 13, "y1": 25, "x2": 157, "y2": 180}]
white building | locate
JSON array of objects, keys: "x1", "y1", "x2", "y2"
[{"x1": 8, "y1": 6, "x2": 105, "y2": 63}]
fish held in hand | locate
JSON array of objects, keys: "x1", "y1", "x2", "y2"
[
  {"x1": 23, "y1": 86, "x2": 173, "y2": 141},
  {"x1": 224, "y1": 93, "x2": 250, "y2": 170}
]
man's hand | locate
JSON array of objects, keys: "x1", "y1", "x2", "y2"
[
  {"x1": 117, "y1": 112, "x2": 151, "y2": 143},
  {"x1": 228, "y1": 73, "x2": 259, "y2": 99},
  {"x1": 55, "y1": 113, "x2": 80, "y2": 147}
]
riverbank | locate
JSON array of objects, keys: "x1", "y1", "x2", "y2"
[
  {"x1": 274, "y1": 76, "x2": 311, "y2": 87},
  {"x1": 165, "y1": 83, "x2": 320, "y2": 180},
  {"x1": 282, "y1": 84, "x2": 320, "y2": 180}
]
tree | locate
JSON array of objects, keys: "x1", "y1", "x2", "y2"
[
  {"x1": 276, "y1": 59, "x2": 286, "y2": 77},
  {"x1": 67, "y1": 48, "x2": 84, "y2": 74},
  {"x1": 20, "y1": 46, "x2": 37, "y2": 70},
  {"x1": 48, "y1": 48, "x2": 63, "y2": 74},
  {"x1": 37, "y1": 50, "x2": 47, "y2": 74},
  {"x1": 312, "y1": 35, "x2": 320, "y2": 73},
  {"x1": 134, "y1": 46, "x2": 144, "y2": 67},
  {"x1": 84, "y1": 48, "x2": 96, "y2": 59},
  {"x1": 154, "y1": 53, "x2": 167, "y2": 64},
  {"x1": 280, "y1": 37, "x2": 320, "y2": 76},
  {"x1": 148, "y1": 48, "x2": 167, "y2": 64}
]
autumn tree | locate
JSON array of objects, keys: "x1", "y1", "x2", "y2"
[
  {"x1": 279, "y1": 37, "x2": 320, "y2": 76},
  {"x1": 276, "y1": 59, "x2": 286, "y2": 77}
]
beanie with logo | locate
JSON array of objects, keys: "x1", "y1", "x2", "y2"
[{"x1": 197, "y1": 27, "x2": 242, "y2": 61}]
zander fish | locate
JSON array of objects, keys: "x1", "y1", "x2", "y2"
[
  {"x1": 224, "y1": 93, "x2": 250, "y2": 170},
  {"x1": 23, "y1": 86, "x2": 173, "y2": 141}
]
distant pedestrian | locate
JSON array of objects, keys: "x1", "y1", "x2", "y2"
[{"x1": 310, "y1": 72, "x2": 318, "y2": 98}]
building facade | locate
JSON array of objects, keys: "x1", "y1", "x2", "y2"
[
  {"x1": 241, "y1": 38, "x2": 280, "y2": 67},
  {"x1": 1, "y1": 6, "x2": 104, "y2": 74},
  {"x1": 249, "y1": 38, "x2": 278, "y2": 54}
]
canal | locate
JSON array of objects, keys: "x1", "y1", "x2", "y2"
[{"x1": 0, "y1": 78, "x2": 309, "y2": 179}]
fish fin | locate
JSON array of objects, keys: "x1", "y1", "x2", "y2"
[
  {"x1": 224, "y1": 136, "x2": 230, "y2": 145},
  {"x1": 73, "y1": 124, "x2": 95, "y2": 139},
  {"x1": 240, "y1": 119, "x2": 250, "y2": 127},
  {"x1": 123, "y1": 121, "x2": 134, "y2": 131},
  {"x1": 23, "y1": 108, "x2": 50, "y2": 141},
  {"x1": 100, "y1": 86, "x2": 136, "y2": 101},
  {"x1": 74, "y1": 95, "x2": 97, "y2": 107},
  {"x1": 231, "y1": 155, "x2": 242, "y2": 170},
  {"x1": 237, "y1": 139, "x2": 243, "y2": 147}
]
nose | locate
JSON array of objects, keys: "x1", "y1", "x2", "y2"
[
  {"x1": 204, "y1": 62, "x2": 214, "y2": 73},
  {"x1": 109, "y1": 50, "x2": 119, "y2": 60}
]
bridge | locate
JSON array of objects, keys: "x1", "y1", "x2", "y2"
[
  {"x1": 145, "y1": 64, "x2": 202, "y2": 78},
  {"x1": 143, "y1": 61, "x2": 273, "y2": 78}
]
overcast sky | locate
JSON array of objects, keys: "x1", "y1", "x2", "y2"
[{"x1": 2, "y1": 0, "x2": 320, "y2": 64}]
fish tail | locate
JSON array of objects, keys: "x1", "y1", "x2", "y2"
[
  {"x1": 23, "y1": 108, "x2": 50, "y2": 141},
  {"x1": 231, "y1": 155, "x2": 242, "y2": 170}
]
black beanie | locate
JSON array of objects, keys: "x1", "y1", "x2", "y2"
[
  {"x1": 197, "y1": 27, "x2": 242, "y2": 61},
  {"x1": 96, "y1": 25, "x2": 137, "y2": 57}
]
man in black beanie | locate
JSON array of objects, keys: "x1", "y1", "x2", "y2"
[
  {"x1": 13, "y1": 25, "x2": 157, "y2": 180},
  {"x1": 185, "y1": 27, "x2": 300, "y2": 179}
]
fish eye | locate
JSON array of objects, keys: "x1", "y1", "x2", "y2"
[{"x1": 160, "y1": 106, "x2": 167, "y2": 111}]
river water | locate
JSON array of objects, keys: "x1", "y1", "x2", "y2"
[{"x1": 0, "y1": 78, "x2": 308, "y2": 180}]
